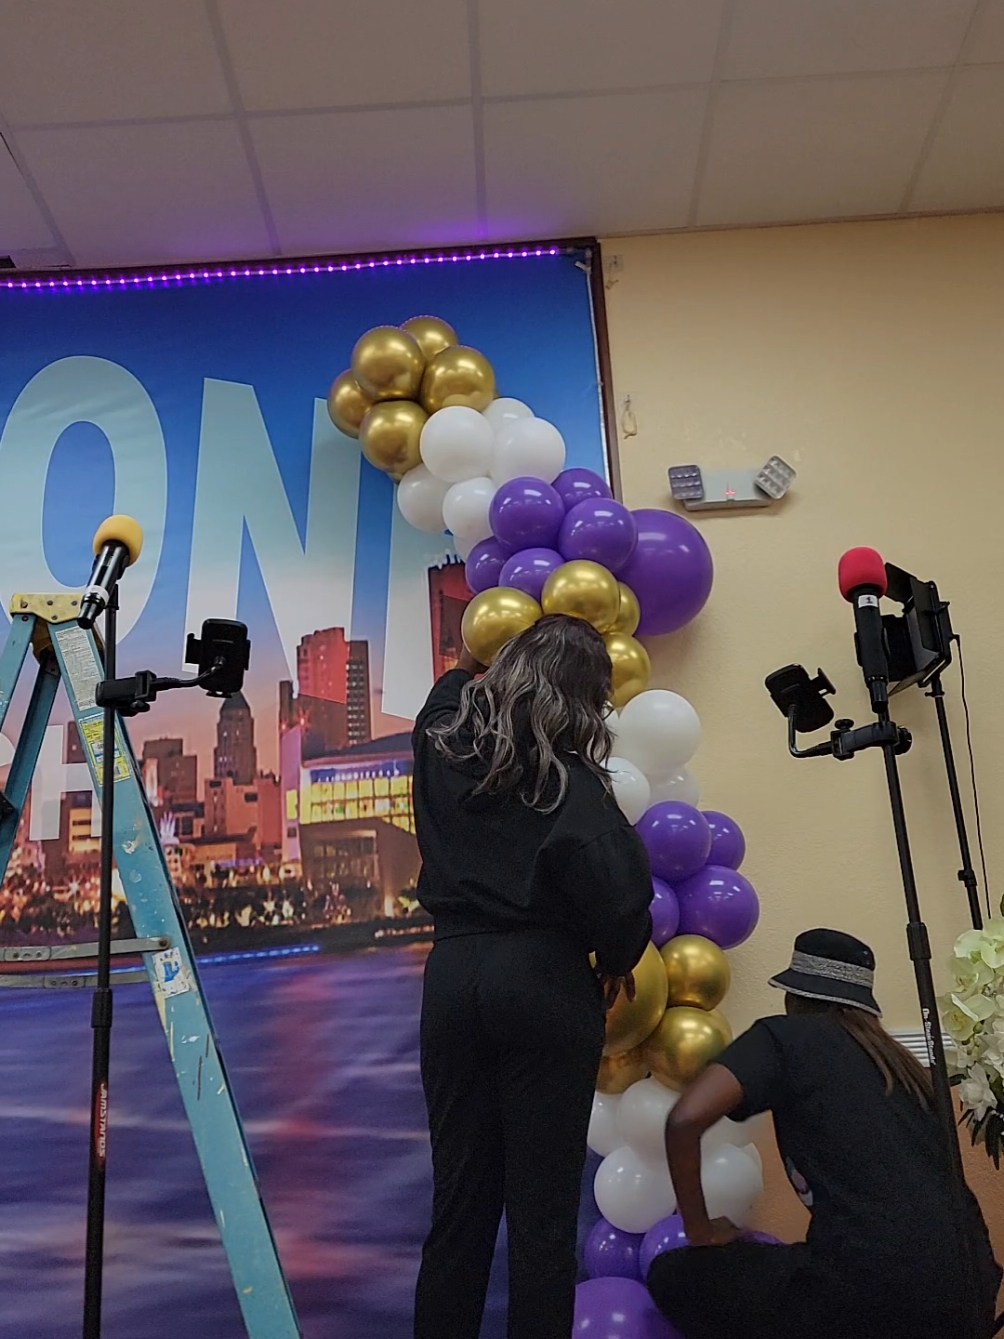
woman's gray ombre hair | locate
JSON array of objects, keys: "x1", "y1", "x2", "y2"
[{"x1": 430, "y1": 614, "x2": 614, "y2": 813}]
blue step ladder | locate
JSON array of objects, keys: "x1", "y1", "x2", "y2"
[{"x1": 0, "y1": 593, "x2": 302, "y2": 1339}]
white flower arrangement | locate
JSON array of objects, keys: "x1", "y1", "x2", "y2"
[{"x1": 941, "y1": 918, "x2": 1004, "y2": 1166}]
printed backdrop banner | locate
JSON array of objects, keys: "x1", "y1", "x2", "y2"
[{"x1": 0, "y1": 252, "x2": 608, "y2": 1339}]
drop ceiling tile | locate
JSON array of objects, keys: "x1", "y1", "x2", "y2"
[
  {"x1": 479, "y1": 0, "x2": 725, "y2": 98},
  {"x1": 251, "y1": 107, "x2": 479, "y2": 255},
  {"x1": 484, "y1": 89, "x2": 706, "y2": 236},
  {"x1": 963, "y1": 0, "x2": 1004, "y2": 62},
  {"x1": 698, "y1": 73, "x2": 948, "y2": 226},
  {"x1": 0, "y1": 0, "x2": 231, "y2": 125},
  {"x1": 218, "y1": 0, "x2": 471, "y2": 111},
  {"x1": 16, "y1": 120, "x2": 271, "y2": 266},
  {"x1": 909, "y1": 67, "x2": 1004, "y2": 211},
  {"x1": 0, "y1": 143, "x2": 54, "y2": 251},
  {"x1": 724, "y1": 0, "x2": 976, "y2": 78}
]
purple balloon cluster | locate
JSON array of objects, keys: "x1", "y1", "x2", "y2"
[
  {"x1": 583, "y1": 1212, "x2": 782, "y2": 1285},
  {"x1": 635, "y1": 805, "x2": 758, "y2": 951},
  {"x1": 464, "y1": 469, "x2": 714, "y2": 638}
]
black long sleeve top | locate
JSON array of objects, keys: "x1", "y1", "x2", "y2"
[{"x1": 411, "y1": 669, "x2": 653, "y2": 977}]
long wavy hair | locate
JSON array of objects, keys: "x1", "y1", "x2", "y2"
[{"x1": 431, "y1": 614, "x2": 614, "y2": 812}]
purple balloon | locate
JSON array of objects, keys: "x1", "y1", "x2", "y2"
[
  {"x1": 573, "y1": 1277, "x2": 681, "y2": 1339},
  {"x1": 490, "y1": 476, "x2": 565, "y2": 552},
  {"x1": 702, "y1": 810, "x2": 746, "y2": 870},
  {"x1": 636, "y1": 803, "x2": 711, "y2": 884},
  {"x1": 558, "y1": 497, "x2": 638, "y2": 573},
  {"x1": 639, "y1": 1213, "x2": 689, "y2": 1279},
  {"x1": 649, "y1": 877, "x2": 680, "y2": 948},
  {"x1": 553, "y1": 466, "x2": 612, "y2": 512},
  {"x1": 465, "y1": 537, "x2": 507, "y2": 594},
  {"x1": 743, "y1": 1230, "x2": 783, "y2": 1245},
  {"x1": 583, "y1": 1218, "x2": 643, "y2": 1281},
  {"x1": 498, "y1": 547, "x2": 564, "y2": 602},
  {"x1": 618, "y1": 509, "x2": 714, "y2": 637},
  {"x1": 675, "y1": 864, "x2": 760, "y2": 950}
]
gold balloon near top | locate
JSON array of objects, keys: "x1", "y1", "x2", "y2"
[
  {"x1": 421, "y1": 345, "x2": 496, "y2": 413},
  {"x1": 401, "y1": 314, "x2": 458, "y2": 362},
  {"x1": 327, "y1": 369, "x2": 373, "y2": 439},
  {"x1": 660, "y1": 935, "x2": 731, "y2": 1012},
  {"x1": 461, "y1": 587, "x2": 541, "y2": 667},
  {"x1": 603, "y1": 941, "x2": 669, "y2": 1056},
  {"x1": 611, "y1": 583, "x2": 641, "y2": 637},
  {"x1": 597, "y1": 1045, "x2": 650, "y2": 1094},
  {"x1": 352, "y1": 326, "x2": 426, "y2": 401},
  {"x1": 359, "y1": 400, "x2": 427, "y2": 480},
  {"x1": 542, "y1": 561, "x2": 621, "y2": 634},
  {"x1": 644, "y1": 1005, "x2": 732, "y2": 1091},
  {"x1": 604, "y1": 631, "x2": 650, "y2": 708}
]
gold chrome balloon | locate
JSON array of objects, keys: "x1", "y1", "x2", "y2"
[
  {"x1": 611, "y1": 583, "x2": 641, "y2": 636},
  {"x1": 644, "y1": 1006, "x2": 732, "y2": 1090},
  {"x1": 596, "y1": 1046, "x2": 650, "y2": 1094},
  {"x1": 604, "y1": 631, "x2": 651, "y2": 708},
  {"x1": 327, "y1": 369, "x2": 373, "y2": 439},
  {"x1": 359, "y1": 401, "x2": 427, "y2": 479},
  {"x1": 421, "y1": 345, "x2": 495, "y2": 413},
  {"x1": 707, "y1": 1008, "x2": 734, "y2": 1045},
  {"x1": 603, "y1": 941, "x2": 670, "y2": 1056},
  {"x1": 351, "y1": 326, "x2": 425, "y2": 401},
  {"x1": 461, "y1": 587, "x2": 541, "y2": 666},
  {"x1": 660, "y1": 935, "x2": 731, "y2": 1012},
  {"x1": 541, "y1": 560, "x2": 621, "y2": 633},
  {"x1": 401, "y1": 315, "x2": 458, "y2": 362}
]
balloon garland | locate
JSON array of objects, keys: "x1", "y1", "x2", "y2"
[{"x1": 328, "y1": 317, "x2": 767, "y2": 1335}]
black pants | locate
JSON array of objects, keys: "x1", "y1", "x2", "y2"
[
  {"x1": 414, "y1": 931, "x2": 605, "y2": 1339},
  {"x1": 648, "y1": 1240, "x2": 1002, "y2": 1339}
]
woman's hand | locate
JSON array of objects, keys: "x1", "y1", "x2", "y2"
[
  {"x1": 597, "y1": 970, "x2": 636, "y2": 1010},
  {"x1": 457, "y1": 646, "x2": 485, "y2": 675},
  {"x1": 687, "y1": 1217, "x2": 742, "y2": 1248}
]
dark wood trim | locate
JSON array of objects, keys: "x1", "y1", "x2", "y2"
[{"x1": 585, "y1": 239, "x2": 622, "y2": 500}]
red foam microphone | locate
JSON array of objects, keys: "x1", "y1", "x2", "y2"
[{"x1": 838, "y1": 547, "x2": 890, "y2": 710}]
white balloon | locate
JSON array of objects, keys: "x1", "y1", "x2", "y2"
[
  {"x1": 588, "y1": 1092, "x2": 624, "y2": 1158},
  {"x1": 492, "y1": 416, "x2": 566, "y2": 485},
  {"x1": 454, "y1": 534, "x2": 476, "y2": 562},
  {"x1": 442, "y1": 476, "x2": 495, "y2": 545},
  {"x1": 646, "y1": 768, "x2": 700, "y2": 808},
  {"x1": 700, "y1": 1144, "x2": 763, "y2": 1225},
  {"x1": 396, "y1": 464, "x2": 449, "y2": 533},
  {"x1": 606, "y1": 757, "x2": 651, "y2": 826},
  {"x1": 594, "y1": 1145, "x2": 677, "y2": 1235},
  {"x1": 483, "y1": 397, "x2": 533, "y2": 431},
  {"x1": 701, "y1": 1114, "x2": 756, "y2": 1156},
  {"x1": 605, "y1": 708, "x2": 620, "y2": 745},
  {"x1": 616, "y1": 1077, "x2": 679, "y2": 1163},
  {"x1": 743, "y1": 1143, "x2": 763, "y2": 1175},
  {"x1": 616, "y1": 691, "x2": 702, "y2": 778},
  {"x1": 420, "y1": 406, "x2": 495, "y2": 483}
]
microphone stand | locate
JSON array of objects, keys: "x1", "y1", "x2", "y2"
[
  {"x1": 926, "y1": 670, "x2": 983, "y2": 932},
  {"x1": 83, "y1": 586, "x2": 118, "y2": 1339}
]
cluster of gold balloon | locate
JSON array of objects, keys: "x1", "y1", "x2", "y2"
[
  {"x1": 326, "y1": 316, "x2": 496, "y2": 481},
  {"x1": 596, "y1": 934, "x2": 733, "y2": 1094},
  {"x1": 461, "y1": 563, "x2": 650, "y2": 709}
]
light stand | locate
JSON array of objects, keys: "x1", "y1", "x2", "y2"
[
  {"x1": 79, "y1": 612, "x2": 251, "y2": 1339},
  {"x1": 927, "y1": 672, "x2": 983, "y2": 931}
]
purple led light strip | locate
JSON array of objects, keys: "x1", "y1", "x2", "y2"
[{"x1": 1, "y1": 246, "x2": 563, "y2": 292}]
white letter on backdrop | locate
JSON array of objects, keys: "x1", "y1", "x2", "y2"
[
  {"x1": 29, "y1": 724, "x2": 96, "y2": 841},
  {"x1": 186, "y1": 382, "x2": 360, "y2": 680},
  {"x1": 0, "y1": 356, "x2": 167, "y2": 638}
]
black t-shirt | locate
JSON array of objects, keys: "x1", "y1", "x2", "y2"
[
  {"x1": 718, "y1": 1014, "x2": 995, "y2": 1304},
  {"x1": 411, "y1": 669, "x2": 652, "y2": 976}
]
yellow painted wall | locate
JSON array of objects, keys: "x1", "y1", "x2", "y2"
[
  {"x1": 604, "y1": 214, "x2": 1004, "y2": 1032},
  {"x1": 602, "y1": 213, "x2": 1004, "y2": 1262}
]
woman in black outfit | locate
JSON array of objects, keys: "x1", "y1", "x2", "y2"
[
  {"x1": 649, "y1": 928, "x2": 1002, "y2": 1339},
  {"x1": 411, "y1": 614, "x2": 652, "y2": 1339}
]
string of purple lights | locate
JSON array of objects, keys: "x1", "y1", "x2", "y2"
[{"x1": 2, "y1": 245, "x2": 565, "y2": 292}]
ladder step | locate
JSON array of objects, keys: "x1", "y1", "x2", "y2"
[
  {"x1": 0, "y1": 936, "x2": 170, "y2": 963},
  {"x1": 0, "y1": 969, "x2": 149, "y2": 989}
]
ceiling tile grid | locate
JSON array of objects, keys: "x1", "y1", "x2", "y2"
[{"x1": 0, "y1": 0, "x2": 1000, "y2": 267}]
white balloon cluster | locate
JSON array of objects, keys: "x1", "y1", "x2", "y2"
[
  {"x1": 605, "y1": 689, "x2": 702, "y2": 826},
  {"x1": 395, "y1": 398, "x2": 566, "y2": 555},
  {"x1": 588, "y1": 1079, "x2": 765, "y2": 1234}
]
